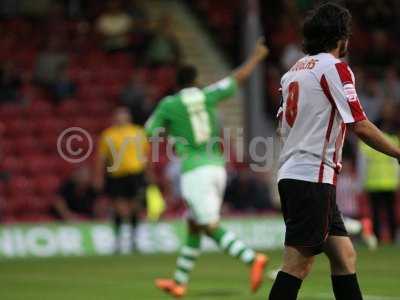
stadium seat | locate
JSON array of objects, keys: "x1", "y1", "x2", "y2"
[
  {"x1": 1, "y1": 138, "x2": 15, "y2": 156},
  {"x1": 35, "y1": 118, "x2": 66, "y2": 137},
  {"x1": 7, "y1": 176, "x2": 35, "y2": 197},
  {"x1": 1, "y1": 197, "x2": 20, "y2": 217},
  {"x1": 25, "y1": 100, "x2": 53, "y2": 117},
  {"x1": 34, "y1": 175, "x2": 61, "y2": 196},
  {"x1": 10, "y1": 195, "x2": 51, "y2": 215},
  {"x1": 56, "y1": 100, "x2": 81, "y2": 117},
  {"x1": 0, "y1": 104, "x2": 23, "y2": 120},
  {"x1": 4, "y1": 118, "x2": 36, "y2": 137},
  {"x1": 55, "y1": 160, "x2": 76, "y2": 179},
  {"x1": 16, "y1": 214, "x2": 56, "y2": 223},
  {"x1": 2, "y1": 156, "x2": 25, "y2": 175},
  {"x1": 15, "y1": 136, "x2": 43, "y2": 156},
  {"x1": 40, "y1": 133, "x2": 60, "y2": 154},
  {"x1": 25, "y1": 155, "x2": 56, "y2": 176}
]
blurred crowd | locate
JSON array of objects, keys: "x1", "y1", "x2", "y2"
[
  {"x1": 0, "y1": 0, "x2": 182, "y2": 107},
  {"x1": 0, "y1": 0, "x2": 187, "y2": 223},
  {"x1": 0, "y1": 0, "x2": 274, "y2": 225}
]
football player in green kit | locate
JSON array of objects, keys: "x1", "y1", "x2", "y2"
[{"x1": 146, "y1": 38, "x2": 269, "y2": 298}]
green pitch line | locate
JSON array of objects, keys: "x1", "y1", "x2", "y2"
[{"x1": 0, "y1": 246, "x2": 398, "y2": 300}]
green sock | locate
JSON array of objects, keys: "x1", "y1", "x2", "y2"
[
  {"x1": 210, "y1": 227, "x2": 255, "y2": 264},
  {"x1": 173, "y1": 233, "x2": 201, "y2": 285}
]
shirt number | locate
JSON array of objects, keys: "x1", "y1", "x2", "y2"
[
  {"x1": 182, "y1": 89, "x2": 211, "y2": 144},
  {"x1": 285, "y1": 81, "x2": 299, "y2": 127}
]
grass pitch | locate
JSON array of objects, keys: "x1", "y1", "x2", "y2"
[{"x1": 0, "y1": 247, "x2": 399, "y2": 300}]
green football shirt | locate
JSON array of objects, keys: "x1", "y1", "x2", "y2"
[{"x1": 145, "y1": 77, "x2": 238, "y2": 173}]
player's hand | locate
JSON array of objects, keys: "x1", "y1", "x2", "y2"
[{"x1": 253, "y1": 37, "x2": 269, "y2": 61}]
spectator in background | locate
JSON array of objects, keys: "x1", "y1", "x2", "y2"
[
  {"x1": 357, "y1": 74, "x2": 383, "y2": 123},
  {"x1": 336, "y1": 157, "x2": 377, "y2": 250},
  {"x1": 120, "y1": 72, "x2": 153, "y2": 125},
  {"x1": 281, "y1": 42, "x2": 303, "y2": 71},
  {"x1": 34, "y1": 36, "x2": 74, "y2": 102},
  {"x1": 44, "y1": 2, "x2": 69, "y2": 37},
  {"x1": 0, "y1": 122, "x2": 10, "y2": 182},
  {"x1": 19, "y1": 0, "x2": 52, "y2": 17},
  {"x1": 0, "y1": 61, "x2": 22, "y2": 104},
  {"x1": 53, "y1": 166, "x2": 98, "y2": 221},
  {"x1": 359, "y1": 103, "x2": 399, "y2": 244},
  {"x1": 96, "y1": 0, "x2": 133, "y2": 52},
  {"x1": 127, "y1": 0, "x2": 152, "y2": 59},
  {"x1": 71, "y1": 21, "x2": 92, "y2": 55},
  {"x1": 264, "y1": 66, "x2": 281, "y2": 118},
  {"x1": 0, "y1": 122, "x2": 6, "y2": 222},
  {"x1": 382, "y1": 67, "x2": 400, "y2": 104},
  {"x1": 127, "y1": 0, "x2": 148, "y2": 23},
  {"x1": 146, "y1": 16, "x2": 181, "y2": 67},
  {"x1": 51, "y1": 65, "x2": 76, "y2": 102},
  {"x1": 364, "y1": 30, "x2": 394, "y2": 71},
  {"x1": 35, "y1": 37, "x2": 68, "y2": 85},
  {"x1": 0, "y1": 121, "x2": 4, "y2": 157},
  {"x1": 337, "y1": 158, "x2": 360, "y2": 219},
  {"x1": 270, "y1": 15, "x2": 300, "y2": 53}
]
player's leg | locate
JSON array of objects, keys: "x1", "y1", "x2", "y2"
[
  {"x1": 127, "y1": 200, "x2": 139, "y2": 249},
  {"x1": 113, "y1": 198, "x2": 133, "y2": 252},
  {"x1": 269, "y1": 179, "x2": 333, "y2": 300},
  {"x1": 105, "y1": 176, "x2": 124, "y2": 250},
  {"x1": 205, "y1": 222, "x2": 269, "y2": 293},
  {"x1": 126, "y1": 174, "x2": 146, "y2": 249},
  {"x1": 269, "y1": 246, "x2": 314, "y2": 300},
  {"x1": 383, "y1": 192, "x2": 397, "y2": 243},
  {"x1": 324, "y1": 195, "x2": 363, "y2": 300},
  {"x1": 173, "y1": 219, "x2": 202, "y2": 285},
  {"x1": 202, "y1": 166, "x2": 268, "y2": 292},
  {"x1": 368, "y1": 192, "x2": 382, "y2": 241},
  {"x1": 205, "y1": 223, "x2": 258, "y2": 265},
  {"x1": 155, "y1": 167, "x2": 207, "y2": 297},
  {"x1": 203, "y1": 166, "x2": 256, "y2": 266},
  {"x1": 360, "y1": 217, "x2": 378, "y2": 250},
  {"x1": 155, "y1": 219, "x2": 200, "y2": 298},
  {"x1": 324, "y1": 236, "x2": 363, "y2": 300}
]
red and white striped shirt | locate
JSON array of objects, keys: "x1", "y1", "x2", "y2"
[{"x1": 278, "y1": 53, "x2": 367, "y2": 185}]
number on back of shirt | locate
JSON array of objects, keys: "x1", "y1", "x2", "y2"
[
  {"x1": 181, "y1": 89, "x2": 211, "y2": 144},
  {"x1": 285, "y1": 81, "x2": 299, "y2": 127}
]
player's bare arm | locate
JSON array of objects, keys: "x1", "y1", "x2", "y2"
[
  {"x1": 349, "y1": 119, "x2": 400, "y2": 161},
  {"x1": 232, "y1": 38, "x2": 269, "y2": 85}
]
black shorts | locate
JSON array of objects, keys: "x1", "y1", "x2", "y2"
[
  {"x1": 106, "y1": 173, "x2": 146, "y2": 200},
  {"x1": 278, "y1": 179, "x2": 348, "y2": 255}
]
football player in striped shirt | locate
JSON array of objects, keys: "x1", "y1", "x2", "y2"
[{"x1": 270, "y1": 3, "x2": 400, "y2": 300}]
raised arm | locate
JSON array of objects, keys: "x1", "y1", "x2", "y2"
[
  {"x1": 232, "y1": 38, "x2": 269, "y2": 85},
  {"x1": 349, "y1": 119, "x2": 400, "y2": 162}
]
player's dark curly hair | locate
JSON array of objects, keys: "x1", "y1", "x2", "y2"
[
  {"x1": 176, "y1": 65, "x2": 198, "y2": 88},
  {"x1": 302, "y1": 2, "x2": 352, "y2": 55}
]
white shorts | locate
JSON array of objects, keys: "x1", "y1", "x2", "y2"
[{"x1": 181, "y1": 165, "x2": 227, "y2": 225}]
